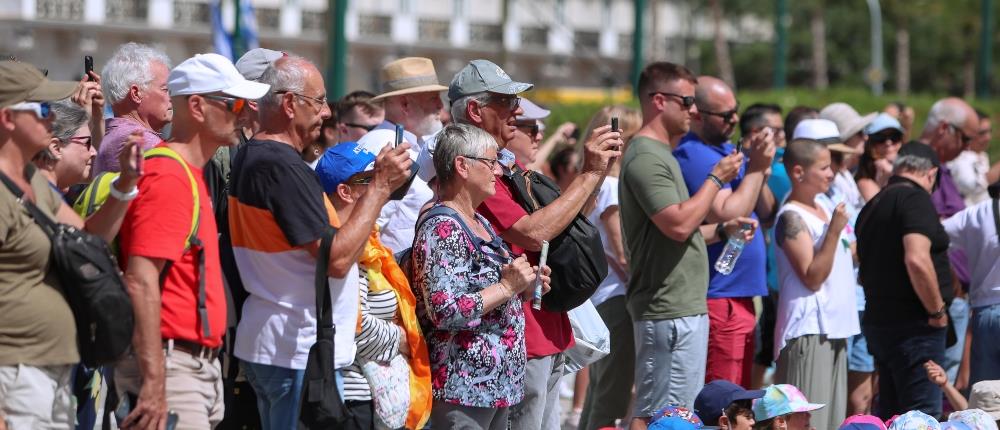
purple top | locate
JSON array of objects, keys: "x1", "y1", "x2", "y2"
[
  {"x1": 932, "y1": 166, "x2": 972, "y2": 287},
  {"x1": 94, "y1": 117, "x2": 162, "y2": 175}
]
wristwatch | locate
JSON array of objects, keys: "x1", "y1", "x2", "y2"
[
  {"x1": 715, "y1": 223, "x2": 728, "y2": 243},
  {"x1": 928, "y1": 305, "x2": 947, "y2": 320}
]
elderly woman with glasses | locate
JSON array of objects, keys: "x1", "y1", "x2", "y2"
[
  {"x1": 31, "y1": 100, "x2": 98, "y2": 196},
  {"x1": 411, "y1": 123, "x2": 549, "y2": 430}
]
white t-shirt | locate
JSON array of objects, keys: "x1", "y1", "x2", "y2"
[
  {"x1": 947, "y1": 150, "x2": 991, "y2": 206},
  {"x1": 773, "y1": 202, "x2": 860, "y2": 358},
  {"x1": 375, "y1": 121, "x2": 434, "y2": 253},
  {"x1": 943, "y1": 199, "x2": 1000, "y2": 309},
  {"x1": 587, "y1": 177, "x2": 625, "y2": 307}
]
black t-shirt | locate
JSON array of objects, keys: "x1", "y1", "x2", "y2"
[{"x1": 857, "y1": 176, "x2": 953, "y2": 325}]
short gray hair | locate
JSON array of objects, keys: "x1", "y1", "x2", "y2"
[
  {"x1": 450, "y1": 92, "x2": 492, "y2": 124},
  {"x1": 257, "y1": 55, "x2": 310, "y2": 118},
  {"x1": 893, "y1": 154, "x2": 936, "y2": 174},
  {"x1": 434, "y1": 123, "x2": 498, "y2": 183},
  {"x1": 36, "y1": 99, "x2": 88, "y2": 162},
  {"x1": 101, "y1": 42, "x2": 172, "y2": 105},
  {"x1": 924, "y1": 99, "x2": 970, "y2": 134}
]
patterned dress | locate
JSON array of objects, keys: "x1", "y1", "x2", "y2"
[{"x1": 412, "y1": 205, "x2": 526, "y2": 408}]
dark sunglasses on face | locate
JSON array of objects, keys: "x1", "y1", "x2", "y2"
[
  {"x1": 349, "y1": 174, "x2": 374, "y2": 185},
  {"x1": 950, "y1": 124, "x2": 973, "y2": 146},
  {"x1": 202, "y1": 95, "x2": 246, "y2": 114},
  {"x1": 343, "y1": 122, "x2": 377, "y2": 132},
  {"x1": 487, "y1": 95, "x2": 520, "y2": 112},
  {"x1": 8, "y1": 101, "x2": 52, "y2": 119},
  {"x1": 868, "y1": 131, "x2": 903, "y2": 145},
  {"x1": 700, "y1": 103, "x2": 740, "y2": 122},
  {"x1": 515, "y1": 122, "x2": 539, "y2": 136},
  {"x1": 648, "y1": 92, "x2": 696, "y2": 108}
]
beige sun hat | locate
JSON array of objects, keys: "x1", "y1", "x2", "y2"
[{"x1": 370, "y1": 57, "x2": 448, "y2": 102}]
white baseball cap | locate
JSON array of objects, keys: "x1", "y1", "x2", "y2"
[
  {"x1": 792, "y1": 118, "x2": 861, "y2": 154},
  {"x1": 168, "y1": 53, "x2": 271, "y2": 100}
]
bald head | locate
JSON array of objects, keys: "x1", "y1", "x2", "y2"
[
  {"x1": 922, "y1": 97, "x2": 977, "y2": 162},
  {"x1": 693, "y1": 75, "x2": 738, "y2": 145}
]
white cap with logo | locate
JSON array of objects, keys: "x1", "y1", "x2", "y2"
[{"x1": 168, "y1": 53, "x2": 271, "y2": 100}]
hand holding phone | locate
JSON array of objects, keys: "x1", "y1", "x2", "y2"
[
  {"x1": 84, "y1": 56, "x2": 94, "y2": 81},
  {"x1": 611, "y1": 117, "x2": 619, "y2": 133}
]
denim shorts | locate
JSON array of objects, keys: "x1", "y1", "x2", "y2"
[
  {"x1": 847, "y1": 311, "x2": 875, "y2": 373},
  {"x1": 632, "y1": 314, "x2": 709, "y2": 417}
]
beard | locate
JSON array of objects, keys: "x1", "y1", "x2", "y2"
[{"x1": 413, "y1": 114, "x2": 443, "y2": 137}]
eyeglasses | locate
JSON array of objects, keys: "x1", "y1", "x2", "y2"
[
  {"x1": 277, "y1": 91, "x2": 328, "y2": 108},
  {"x1": 515, "y1": 122, "x2": 539, "y2": 136},
  {"x1": 343, "y1": 122, "x2": 377, "y2": 132},
  {"x1": 463, "y1": 155, "x2": 500, "y2": 169},
  {"x1": 8, "y1": 102, "x2": 52, "y2": 119},
  {"x1": 868, "y1": 131, "x2": 903, "y2": 145},
  {"x1": 648, "y1": 92, "x2": 696, "y2": 108},
  {"x1": 486, "y1": 95, "x2": 520, "y2": 112},
  {"x1": 700, "y1": 103, "x2": 740, "y2": 122},
  {"x1": 66, "y1": 136, "x2": 93, "y2": 151},
  {"x1": 950, "y1": 124, "x2": 973, "y2": 146},
  {"x1": 202, "y1": 95, "x2": 246, "y2": 114},
  {"x1": 348, "y1": 175, "x2": 374, "y2": 185}
]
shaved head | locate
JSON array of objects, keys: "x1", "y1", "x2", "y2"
[{"x1": 692, "y1": 75, "x2": 739, "y2": 145}]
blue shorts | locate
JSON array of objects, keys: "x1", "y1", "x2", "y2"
[{"x1": 847, "y1": 311, "x2": 875, "y2": 373}]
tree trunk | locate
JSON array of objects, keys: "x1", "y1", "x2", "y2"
[
  {"x1": 895, "y1": 26, "x2": 910, "y2": 97},
  {"x1": 810, "y1": 5, "x2": 828, "y2": 90},
  {"x1": 709, "y1": 0, "x2": 735, "y2": 88}
]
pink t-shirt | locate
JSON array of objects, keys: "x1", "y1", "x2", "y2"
[{"x1": 94, "y1": 117, "x2": 162, "y2": 175}]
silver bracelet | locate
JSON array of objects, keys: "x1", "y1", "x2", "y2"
[{"x1": 109, "y1": 177, "x2": 139, "y2": 201}]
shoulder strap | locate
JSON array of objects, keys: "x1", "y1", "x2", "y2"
[
  {"x1": 0, "y1": 169, "x2": 61, "y2": 236},
  {"x1": 145, "y1": 147, "x2": 200, "y2": 250},
  {"x1": 315, "y1": 225, "x2": 340, "y2": 330}
]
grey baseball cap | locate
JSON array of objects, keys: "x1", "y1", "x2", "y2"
[
  {"x1": 448, "y1": 59, "x2": 533, "y2": 103},
  {"x1": 235, "y1": 48, "x2": 284, "y2": 81}
]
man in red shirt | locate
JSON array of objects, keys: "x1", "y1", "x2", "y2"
[
  {"x1": 448, "y1": 59, "x2": 622, "y2": 429},
  {"x1": 115, "y1": 53, "x2": 269, "y2": 430}
]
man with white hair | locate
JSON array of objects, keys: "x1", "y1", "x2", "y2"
[
  {"x1": 95, "y1": 42, "x2": 173, "y2": 174},
  {"x1": 370, "y1": 57, "x2": 448, "y2": 253}
]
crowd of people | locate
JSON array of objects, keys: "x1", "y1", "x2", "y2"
[{"x1": 1, "y1": 42, "x2": 1000, "y2": 430}]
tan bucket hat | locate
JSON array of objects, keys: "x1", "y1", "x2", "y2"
[
  {"x1": 0, "y1": 61, "x2": 77, "y2": 108},
  {"x1": 370, "y1": 57, "x2": 448, "y2": 102}
]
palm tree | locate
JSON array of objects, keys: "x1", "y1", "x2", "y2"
[{"x1": 708, "y1": 0, "x2": 736, "y2": 88}]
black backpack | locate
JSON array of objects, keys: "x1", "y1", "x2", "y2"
[
  {"x1": 0, "y1": 167, "x2": 133, "y2": 367},
  {"x1": 502, "y1": 165, "x2": 608, "y2": 312}
]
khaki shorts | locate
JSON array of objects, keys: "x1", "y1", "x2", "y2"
[
  {"x1": 114, "y1": 347, "x2": 225, "y2": 430},
  {"x1": 0, "y1": 363, "x2": 74, "y2": 430}
]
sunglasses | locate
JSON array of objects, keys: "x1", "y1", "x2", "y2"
[
  {"x1": 343, "y1": 122, "x2": 377, "y2": 132},
  {"x1": 349, "y1": 175, "x2": 374, "y2": 185},
  {"x1": 485, "y1": 95, "x2": 520, "y2": 112},
  {"x1": 515, "y1": 122, "x2": 539, "y2": 136},
  {"x1": 700, "y1": 103, "x2": 740, "y2": 122},
  {"x1": 67, "y1": 135, "x2": 93, "y2": 151},
  {"x1": 648, "y1": 92, "x2": 696, "y2": 108},
  {"x1": 8, "y1": 101, "x2": 52, "y2": 119},
  {"x1": 868, "y1": 131, "x2": 902, "y2": 145},
  {"x1": 950, "y1": 124, "x2": 973, "y2": 146},
  {"x1": 202, "y1": 95, "x2": 246, "y2": 114}
]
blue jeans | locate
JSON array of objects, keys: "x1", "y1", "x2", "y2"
[
  {"x1": 863, "y1": 322, "x2": 946, "y2": 419},
  {"x1": 942, "y1": 297, "x2": 970, "y2": 382},
  {"x1": 242, "y1": 362, "x2": 345, "y2": 430},
  {"x1": 970, "y1": 303, "x2": 1000, "y2": 386}
]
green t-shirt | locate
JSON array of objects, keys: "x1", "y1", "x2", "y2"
[
  {"x1": 0, "y1": 169, "x2": 78, "y2": 366},
  {"x1": 618, "y1": 136, "x2": 708, "y2": 320}
]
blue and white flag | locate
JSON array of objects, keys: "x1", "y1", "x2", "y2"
[{"x1": 211, "y1": 0, "x2": 260, "y2": 61}]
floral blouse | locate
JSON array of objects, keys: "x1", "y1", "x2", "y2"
[{"x1": 412, "y1": 205, "x2": 526, "y2": 408}]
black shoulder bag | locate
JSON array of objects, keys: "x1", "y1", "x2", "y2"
[
  {"x1": 298, "y1": 225, "x2": 350, "y2": 428},
  {"x1": 502, "y1": 165, "x2": 608, "y2": 312},
  {"x1": 0, "y1": 167, "x2": 133, "y2": 367}
]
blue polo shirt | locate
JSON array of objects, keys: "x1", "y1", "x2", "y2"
[{"x1": 673, "y1": 132, "x2": 768, "y2": 299}]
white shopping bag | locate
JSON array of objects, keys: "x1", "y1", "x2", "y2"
[{"x1": 564, "y1": 300, "x2": 611, "y2": 372}]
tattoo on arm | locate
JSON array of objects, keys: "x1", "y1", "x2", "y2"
[{"x1": 775, "y1": 211, "x2": 805, "y2": 248}]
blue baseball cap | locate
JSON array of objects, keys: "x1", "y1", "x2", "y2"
[
  {"x1": 650, "y1": 417, "x2": 699, "y2": 430},
  {"x1": 315, "y1": 141, "x2": 376, "y2": 194},
  {"x1": 865, "y1": 113, "x2": 904, "y2": 135},
  {"x1": 694, "y1": 380, "x2": 765, "y2": 426}
]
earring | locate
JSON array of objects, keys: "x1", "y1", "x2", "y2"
[{"x1": 797, "y1": 176, "x2": 804, "y2": 182}]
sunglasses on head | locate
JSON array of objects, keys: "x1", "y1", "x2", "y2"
[
  {"x1": 202, "y1": 95, "x2": 246, "y2": 114},
  {"x1": 8, "y1": 101, "x2": 52, "y2": 119}
]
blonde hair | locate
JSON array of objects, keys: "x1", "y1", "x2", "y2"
[{"x1": 581, "y1": 105, "x2": 642, "y2": 147}]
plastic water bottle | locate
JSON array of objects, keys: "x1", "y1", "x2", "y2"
[{"x1": 714, "y1": 224, "x2": 752, "y2": 275}]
